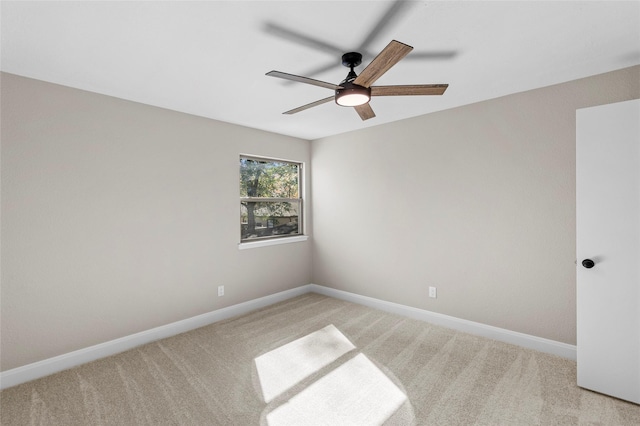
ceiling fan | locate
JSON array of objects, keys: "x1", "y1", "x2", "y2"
[{"x1": 266, "y1": 40, "x2": 448, "y2": 121}]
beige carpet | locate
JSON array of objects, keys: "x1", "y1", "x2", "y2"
[{"x1": 1, "y1": 293, "x2": 639, "y2": 425}]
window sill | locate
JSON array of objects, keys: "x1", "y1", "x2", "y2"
[{"x1": 238, "y1": 235, "x2": 309, "y2": 250}]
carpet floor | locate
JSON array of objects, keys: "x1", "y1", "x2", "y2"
[{"x1": 1, "y1": 293, "x2": 639, "y2": 425}]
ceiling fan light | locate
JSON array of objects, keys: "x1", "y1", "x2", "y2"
[{"x1": 335, "y1": 83, "x2": 371, "y2": 107}]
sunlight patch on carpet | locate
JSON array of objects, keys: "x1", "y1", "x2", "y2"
[
  {"x1": 255, "y1": 324, "x2": 355, "y2": 403},
  {"x1": 266, "y1": 353, "x2": 407, "y2": 425}
]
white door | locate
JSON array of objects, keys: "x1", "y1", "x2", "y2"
[{"x1": 576, "y1": 99, "x2": 640, "y2": 404}]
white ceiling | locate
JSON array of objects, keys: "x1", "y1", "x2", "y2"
[{"x1": 2, "y1": 1, "x2": 639, "y2": 140}]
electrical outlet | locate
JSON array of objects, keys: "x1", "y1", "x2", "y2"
[
  {"x1": 428, "y1": 286, "x2": 437, "y2": 298},
  {"x1": 218, "y1": 285, "x2": 225, "y2": 297}
]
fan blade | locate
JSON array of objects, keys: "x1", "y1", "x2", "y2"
[
  {"x1": 357, "y1": 0, "x2": 411, "y2": 52},
  {"x1": 263, "y1": 22, "x2": 345, "y2": 57},
  {"x1": 354, "y1": 103, "x2": 376, "y2": 121},
  {"x1": 405, "y1": 51, "x2": 457, "y2": 60},
  {"x1": 283, "y1": 96, "x2": 335, "y2": 115},
  {"x1": 279, "y1": 61, "x2": 342, "y2": 86},
  {"x1": 266, "y1": 71, "x2": 342, "y2": 90},
  {"x1": 371, "y1": 84, "x2": 448, "y2": 96},
  {"x1": 354, "y1": 40, "x2": 413, "y2": 88}
]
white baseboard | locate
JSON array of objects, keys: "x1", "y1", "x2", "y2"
[
  {"x1": 1, "y1": 283, "x2": 576, "y2": 390},
  {"x1": 0, "y1": 284, "x2": 314, "y2": 390},
  {"x1": 309, "y1": 284, "x2": 577, "y2": 361}
]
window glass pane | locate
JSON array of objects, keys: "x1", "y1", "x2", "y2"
[
  {"x1": 241, "y1": 201, "x2": 300, "y2": 240},
  {"x1": 240, "y1": 158, "x2": 299, "y2": 198}
]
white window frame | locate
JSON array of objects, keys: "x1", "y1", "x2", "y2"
[{"x1": 239, "y1": 155, "x2": 307, "y2": 249}]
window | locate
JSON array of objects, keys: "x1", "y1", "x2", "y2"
[{"x1": 240, "y1": 156, "x2": 302, "y2": 242}]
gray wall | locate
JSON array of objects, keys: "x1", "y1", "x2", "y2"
[
  {"x1": 1, "y1": 73, "x2": 312, "y2": 371},
  {"x1": 2, "y1": 66, "x2": 638, "y2": 372},
  {"x1": 311, "y1": 65, "x2": 640, "y2": 345}
]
